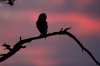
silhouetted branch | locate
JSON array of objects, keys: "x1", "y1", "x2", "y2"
[
  {"x1": 2, "y1": 43, "x2": 12, "y2": 51},
  {"x1": 20, "y1": 36, "x2": 22, "y2": 41},
  {"x1": 64, "y1": 30, "x2": 100, "y2": 66},
  {"x1": 0, "y1": 28, "x2": 99, "y2": 66}
]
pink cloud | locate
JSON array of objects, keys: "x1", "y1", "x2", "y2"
[
  {"x1": 0, "y1": 1, "x2": 100, "y2": 66},
  {"x1": 74, "y1": 0, "x2": 94, "y2": 8},
  {"x1": 17, "y1": 45, "x2": 71, "y2": 66},
  {"x1": 30, "y1": 12, "x2": 100, "y2": 36},
  {"x1": 51, "y1": 0, "x2": 65, "y2": 5},
  {"x1": 66, "y1": 13, "x2": 100, "y2": 36}
]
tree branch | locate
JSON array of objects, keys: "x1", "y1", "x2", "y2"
[
  {"x1": 0, "y1": 28, "x2": 99, "y2": 66},
  {"x1": 1, "y1": 43, "x2": 12, "y2": 51}
]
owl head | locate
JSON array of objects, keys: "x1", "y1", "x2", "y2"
[{"x1": 38, "y1": 13, "x2": 47, "y2": 20}]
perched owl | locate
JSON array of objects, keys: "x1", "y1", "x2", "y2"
[{"x1": 36, "y1": 13, "x2": 48, "y2": 38}]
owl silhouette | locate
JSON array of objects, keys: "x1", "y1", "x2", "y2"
[{"x1": 36, "y1": 13, "x2": 48, "y2": 38}]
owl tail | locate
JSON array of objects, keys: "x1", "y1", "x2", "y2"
[
  {"x1": 41, "y1": 32, "x2": 47, "y2": 39},
  {"x1": 43, "y1": 34, "x2": 47, "y2": 39}
]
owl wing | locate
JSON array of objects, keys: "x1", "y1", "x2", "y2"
[{"x1": 36, "y1": 20, "x2": 48, "y2": 35}]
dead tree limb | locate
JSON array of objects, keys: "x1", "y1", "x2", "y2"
[{"x1": 0, "y1": 27, "x2": 100, "y2": 66}]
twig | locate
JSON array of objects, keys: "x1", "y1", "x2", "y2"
[{"x1": 0, "y1": 28, "x2": 99, "y2": 66}]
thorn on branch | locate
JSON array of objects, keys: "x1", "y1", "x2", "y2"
[
  {"x1": 59, "y1": 28, "x2": 63, "y2": 35},
  {"x1": 60, "y1": 28, "x2": 63, "y2": 32},
  {"x1": 64, "y1": 27, "x2": 71, "y2": 31},
  {"x1": 20, "y1": 36, "x2": 22, "y2": 41},
  {"x1": 81, "y1": 47, "x2": 84, "y2": 52},
  {"x1": 2, "y1": 43, "x2": 12, "y2": 51},
  {"x1": 59, "y1": 27, "x2": 71, "y2": 35}
]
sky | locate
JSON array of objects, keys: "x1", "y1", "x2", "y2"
[{"x1": 0, "y1": 0, "x2": 100, "y2": 66}]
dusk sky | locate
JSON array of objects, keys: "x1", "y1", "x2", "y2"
[{"x1": 0, "y1": 0, "x2": 100, "y2": 66}]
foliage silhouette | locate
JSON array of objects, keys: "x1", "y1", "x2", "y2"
[
  {"x1": 0, "y1": 0, "x2": 16, "y2": 6},
  {"x1": 0, "y1": 27, "x2": 100, "y2": 66}
]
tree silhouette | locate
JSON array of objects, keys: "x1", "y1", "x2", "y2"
[
  {"x1": 0, "y1": 0, "x2": 16, "y2": 6},
  {"x1": 0, "y1": 27, "x2": 100, "y2": 66}
]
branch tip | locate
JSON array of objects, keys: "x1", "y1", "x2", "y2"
[
  {"x1": 64, "y1": 27, "x2": 71, "y2": 31},
  {"x1": 59, "y1": 28, "x2": 63, "y2": 35},
  {"x1": 2, "y1": 43, "x2": 12, "y2": 51},
  {"x1": 20, "y1": 36, "x2": 22, "y2": 41},
  {"x1": 60, "y1": 28, "x2": 63, "y2": 31}
]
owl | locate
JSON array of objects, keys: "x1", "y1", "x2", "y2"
[{"x1": 36, "y1": 13, "x2": 48, "y2": 38}]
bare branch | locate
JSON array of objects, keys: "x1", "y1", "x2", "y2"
[
  {"x1": 0, "y1": 28, "x2": 99, "y2": 66},
  {"x1": 1, "y1": 43, "x2": 12, "y2": 51},
  {"x1": 20, "y1": 36, "x2": 22, "y2": 41}
]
